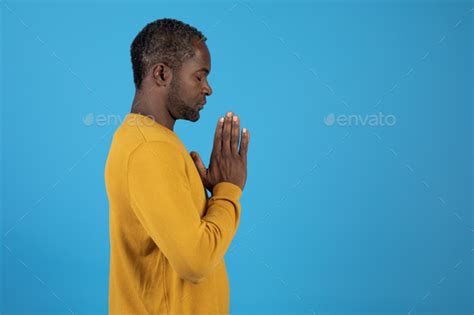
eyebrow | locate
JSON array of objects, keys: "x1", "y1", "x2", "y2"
[{"x1": 196, "y1": 67, "x2": 210, "y2": 75}]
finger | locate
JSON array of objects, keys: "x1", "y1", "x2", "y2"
[
  {"x1": 230, "y1": 115, "x2": 240, "y2": 154},
  {"x1": 212, "y1": 116, "x2": 224, "y2": 157},
  {"x1": 239, "y1": 127, "x2": 249, "y2": 161},
  {"x1": 222, "y1": 111, "x2": 233, "y2": 156},
  {"x1": 190, "y1": 151, "x2": 207, "y2": 178}
]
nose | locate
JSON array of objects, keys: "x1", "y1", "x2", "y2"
[{"x1": 203, "y1": 81, "x2": 212, "y2": 97}]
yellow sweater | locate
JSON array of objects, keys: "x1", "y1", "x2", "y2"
[{"x1": 105, "y1": 113, "x2": 242, "y2": 315}]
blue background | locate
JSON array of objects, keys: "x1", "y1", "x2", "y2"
[{"x1": 1, "y1": 0, "x2": 472, "y2": 314}]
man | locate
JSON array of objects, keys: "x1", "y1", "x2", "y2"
[{"x1": 105, "y1": 18, "x2": 250, "y2": 314}]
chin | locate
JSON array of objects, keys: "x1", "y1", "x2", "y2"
[
  {"x1": 190, "y1": 114, "x2": 200, "y2": 122},
  {"x1": 184, "y1": 111, "x2": 200, "y2": 122},
  {"x1": 174, "y1": 105, "x2": 200, "y2": 122}
]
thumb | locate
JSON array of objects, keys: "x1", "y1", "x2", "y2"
[{"x1": 190, "y1": 151, "x2": 207, "y2": 178}]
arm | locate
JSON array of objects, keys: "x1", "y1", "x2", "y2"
[{"x1": 127, "y1": 141, "x2": 242, "y2": 284}]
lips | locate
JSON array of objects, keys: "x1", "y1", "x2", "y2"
[{"x1": 197, "y1": 99, "x2": 206, "y2": 110}]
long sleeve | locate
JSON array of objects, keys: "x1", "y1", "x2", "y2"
[{"x1": 127, "y1": 141, "x2": 242, "y2": 284}]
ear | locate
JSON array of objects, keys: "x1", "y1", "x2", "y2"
[{"x1": 151, "y1": 63, "x2": 173, "y2": 87}]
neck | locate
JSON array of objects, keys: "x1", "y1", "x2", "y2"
[{"x1": 130, "y1": 90, "x2": 176, "y2": 131}]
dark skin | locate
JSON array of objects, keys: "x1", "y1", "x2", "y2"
[{"x1": 131, "y1": 39, "x2": 249, "y2": 191}]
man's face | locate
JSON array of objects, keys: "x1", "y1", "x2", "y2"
[{"x1": 166, "y1": 40, "x2": 213, "y2": 122}]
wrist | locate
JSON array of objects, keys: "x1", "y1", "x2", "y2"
[{"x1": 212, "y1": 182, "x2": 243, "y2": 199}]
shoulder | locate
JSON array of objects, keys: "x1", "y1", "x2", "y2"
[{"x1": 129, "y1": 141, "x2": 185, "y2": 166}]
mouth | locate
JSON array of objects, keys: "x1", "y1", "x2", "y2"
[{"x1": 197, "y1": 99, "x2": 206, "y2": 110}]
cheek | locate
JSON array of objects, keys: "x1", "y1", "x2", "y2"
[
  {"x1": 187, "y1": 81, "x2": 203, "y2": 99},
  {"x1": 182, "y1": 78, "x2": 200, "y2": 94}
]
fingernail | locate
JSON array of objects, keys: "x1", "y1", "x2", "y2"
[
  {"x1": 233, "y1": 116, "x2": 238, "y2": 121},
  {"x1": 219, "y1": 117, "x2": 224, "y2": 123},
  {"x1": 226, "y1": 112, "x2": 232, "y2": 117},
  {"x1": 243, "y1": 128, "x2": 247, "y2": 133}
]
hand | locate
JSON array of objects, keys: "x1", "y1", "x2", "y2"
[{"x1": 191, "y1": 111, "x2": 250, "y2": 192}]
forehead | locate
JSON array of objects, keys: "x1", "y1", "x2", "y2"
[{"x1": 181, "y1": 39, "x2": 211, "y2": 72}]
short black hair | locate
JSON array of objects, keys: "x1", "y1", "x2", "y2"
[{"x1": 130, "y1": 18, "x2": 207, "y2": 89}]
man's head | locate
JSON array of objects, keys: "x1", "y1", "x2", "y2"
[{"x1": 131, "y1": 18, "x2": 212, "y2": 122}]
